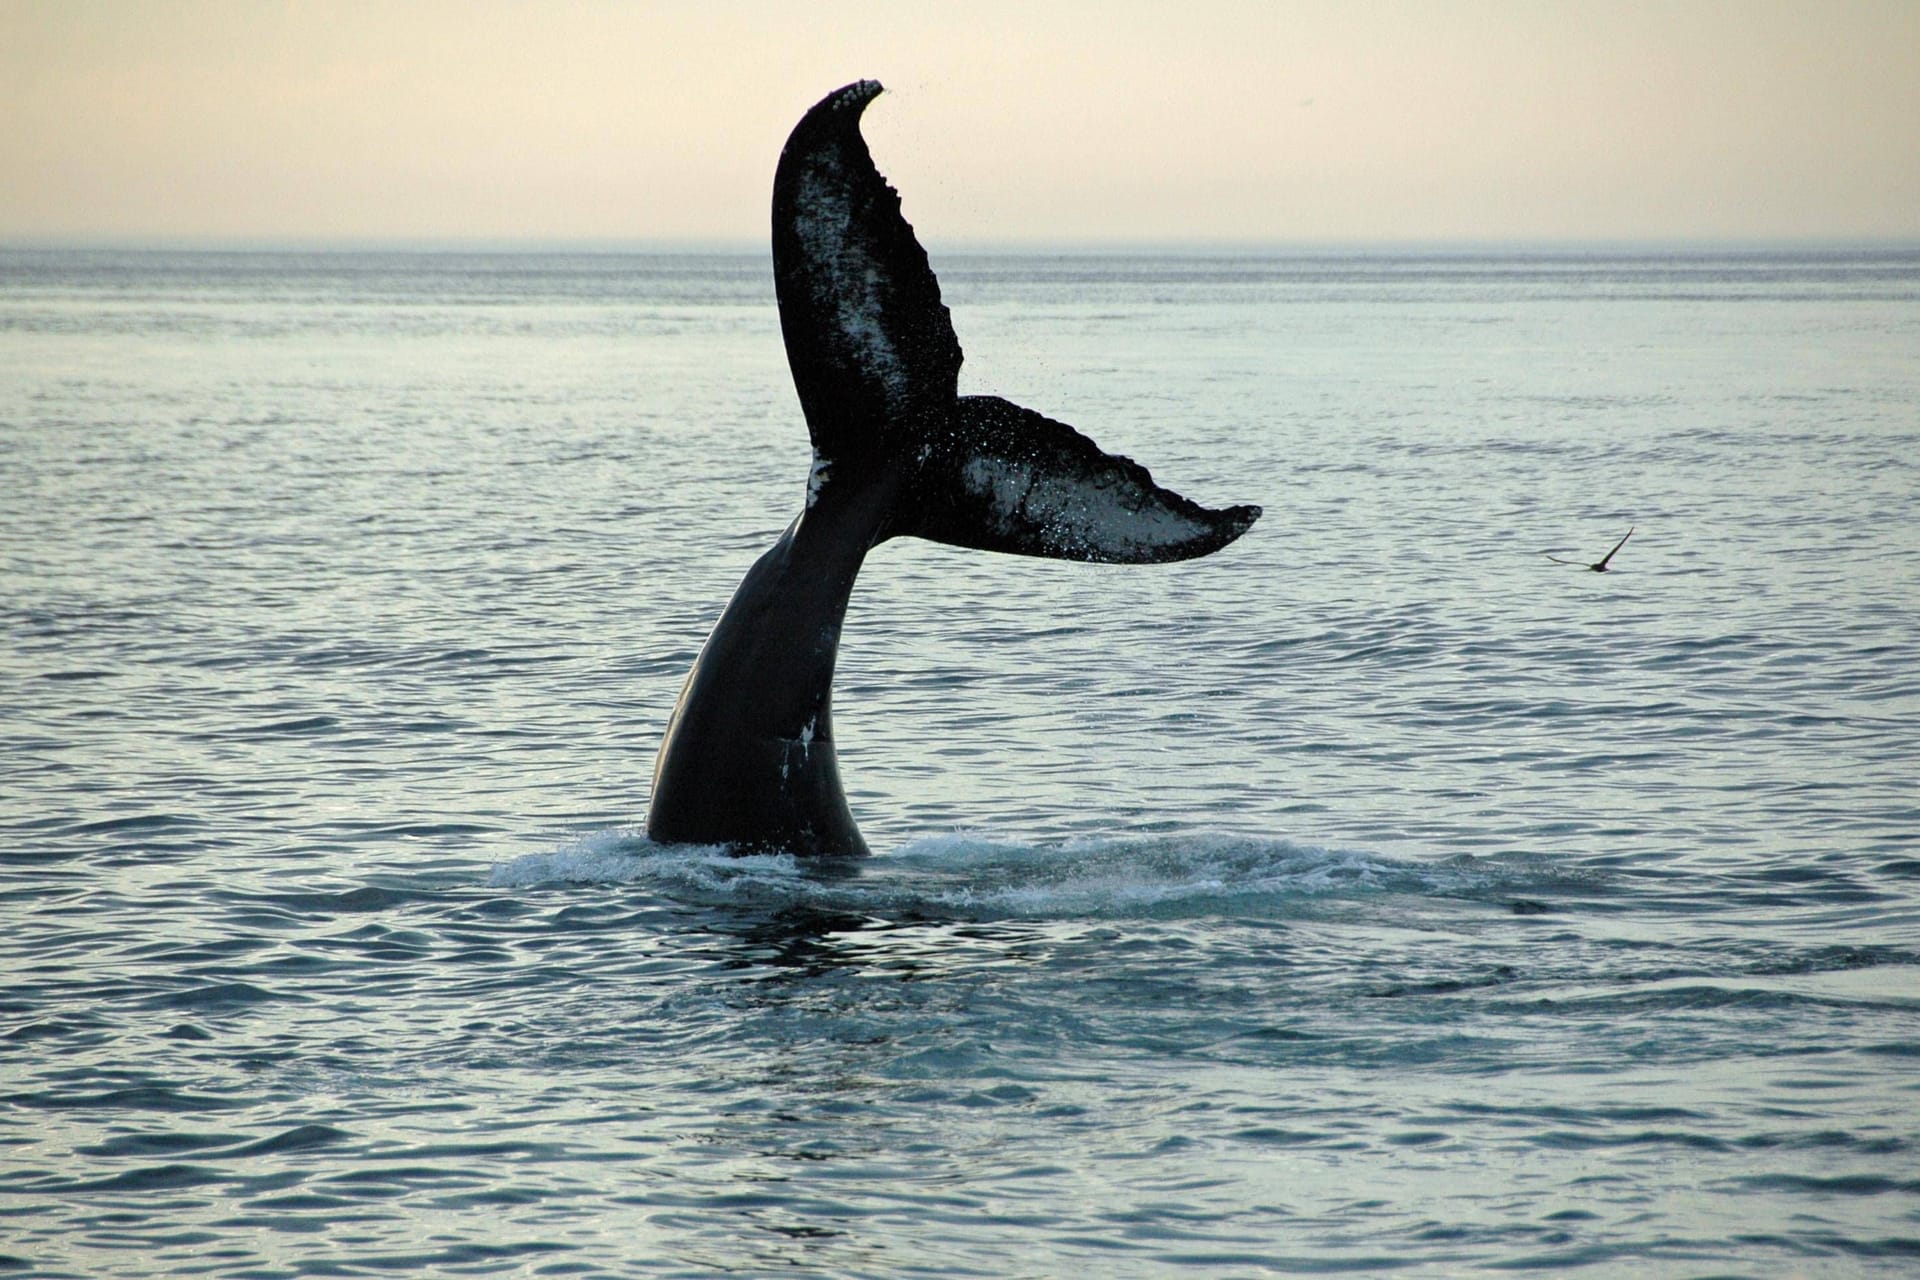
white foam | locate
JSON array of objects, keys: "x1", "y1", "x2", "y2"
[
  {"x1": 487, "y1": 828, "x2": 1507, "y2": 921},
  {"x1": 487, "y1": 829, "x2": 777, "y2": 889},
  {"x1": 881, "y1": 830, "x2": 1438, "y2": 916},
  {"x1": 487, "y1": 829, "x2": 648, "y2": 886}
]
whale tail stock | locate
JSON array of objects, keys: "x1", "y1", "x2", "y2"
[
  {"x1": 772, "y1": 80, "x2": 1261, "y2": 565},
  {"x1": 644, "y1": 81, "x2": 1260, "y2": 859}
]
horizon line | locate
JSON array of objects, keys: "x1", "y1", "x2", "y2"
[{"x1": 6, "y1": 233, "x2": 1920, "y2": 257}]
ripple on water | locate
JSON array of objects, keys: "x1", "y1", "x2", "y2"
[{"x1": 5, "y1": 246, "x2": 1920, "y2": 1276}]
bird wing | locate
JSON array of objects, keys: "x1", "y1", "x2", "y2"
[{"x1": 1595, "y1": 526, "x2": 1634, "y2": 569}]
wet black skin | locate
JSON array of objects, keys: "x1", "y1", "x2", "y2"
[
  {"x1": 646, "y1": 468, "x2": 902, "y2": 858},
  {"x1": 644, "y1": 82, "x2": 1259, "y2": 858}
]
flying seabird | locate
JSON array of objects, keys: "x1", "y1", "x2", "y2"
[{"x1": 1546, "y1": 526, "x2": 1633, "y2": 573}]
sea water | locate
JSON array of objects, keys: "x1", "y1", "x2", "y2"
[{"x1": 3, "y1": 245, "x2": 1918, "y2": 1276}]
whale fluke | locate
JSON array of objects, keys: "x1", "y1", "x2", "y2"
[
  {"x1": 645, "y1": 81, "x2": 1261, "y2": 858},
  {"x1": 773, "y1": 79, "x2": 961, "y2": 470},
  {"x1": 901, "y1": 394, "x2": 1263, "y2": 564}
]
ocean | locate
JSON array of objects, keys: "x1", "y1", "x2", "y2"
[{"x1": 3, "y1": 244, "x2": 1918, "y2": 1276}]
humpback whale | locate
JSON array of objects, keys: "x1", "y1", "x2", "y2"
[{"x1": 644, "y1": 81, "x2": 1261, "y2": 858}]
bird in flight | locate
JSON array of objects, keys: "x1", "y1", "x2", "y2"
[{"x1": 1547, "y1": 526, "x2": 1634, "y2": 572}]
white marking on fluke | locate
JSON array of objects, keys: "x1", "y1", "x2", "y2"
[
  {"x1": 961, "y1": 456, "x2": 1210, "y2": 559},
  {"x1": 792, "y1": 168, "x2": 911, "y2": 405},
  {"x1": 806, "y1": 451, "x2": 832, "y2": 508}
]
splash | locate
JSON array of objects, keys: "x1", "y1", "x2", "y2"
[{"x1": 488, "y1": 828, "x2": 1539, "y2": 922}]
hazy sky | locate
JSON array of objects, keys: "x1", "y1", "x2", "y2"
[{"x1": 4, "y1": 0, "x2": 1917, "y2": 244}]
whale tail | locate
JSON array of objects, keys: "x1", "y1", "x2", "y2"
[
  {"x1": 772, "y1": 80, "x2": 1261, "y2": 564},
  {"x1": 645, "y1": 83, "x2": 1261, "y2": 859}
]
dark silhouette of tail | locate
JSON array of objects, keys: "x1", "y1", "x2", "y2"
[
  {"x1": 771, "y1": 80, "x2": 1260, "y2": 565},
  {"x1": 646, "y1": 82, "x2": 1261, "y2": 859}
]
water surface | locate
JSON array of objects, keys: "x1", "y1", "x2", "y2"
[{"x1": 4, "y1": 245, "x2": 1919, "y2": 1276}]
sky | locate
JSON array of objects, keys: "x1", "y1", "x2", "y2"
[{"x1": 3, "y1": 0, "x2": 1917, "y2": 245}]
